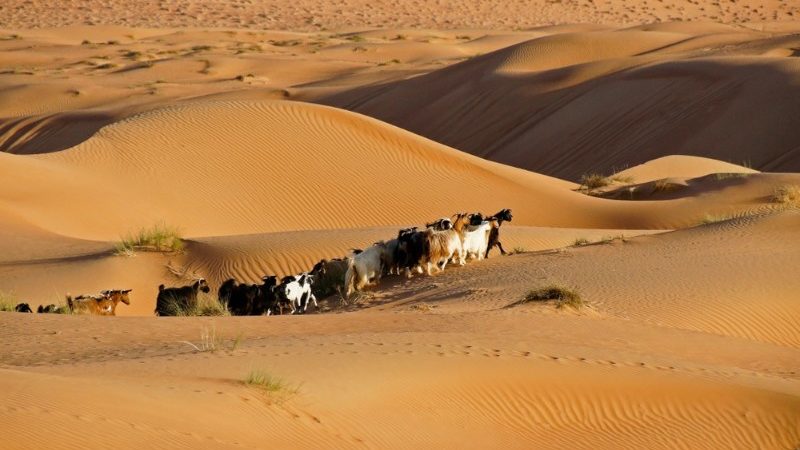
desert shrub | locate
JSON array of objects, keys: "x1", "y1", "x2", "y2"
[
  {"x1": 160, "y1": 292, "x2": 227, "y2": 317},
  {"x1": 244, "y1": 369, "x2": 299, "y2": 397},
  {"x1": 609, "y1": 174, "x2": 634, "y2": 184},
  {"x1": 713, "y1": 172, "x2": 750, "y2": 181},
  {"x1": 580, "y1": 173, "x2": 610, "y2": 190},
  {"x1": 115, "y1": 223, "x2": 184, "y2": 254},
  {"x1": 773, "y1": 185, "x2": 800, "y2": 206},
  {"x1": 0, "y1": 292, "x2": 17, "y2": 311},
  {"x1": 512, "y1": 285, "x2": 583, "y2": 309}
]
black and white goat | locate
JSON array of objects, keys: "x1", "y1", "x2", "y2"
[{"x1": 276, "y1": 273, "x2": 317, "y2": 314}]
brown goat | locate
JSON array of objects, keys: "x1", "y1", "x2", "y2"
[{"x1": 67, "y1": 289, "x2": 132, "y2": 316}]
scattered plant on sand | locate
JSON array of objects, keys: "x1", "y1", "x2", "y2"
[
  {"x1": 115, "y1": 223, "x2": 184, "y2": 255},
  {"x1": 510, "y1": 285, "x2": 583, "y2": 310},
  {"x1": 573, "y1": 238, "x2": 590, "y2": 247},
  {"x1": 337, "y1": 289, "x2": 372, "y2": 308},
  {"x1": 580, "y1": 173, "x2": 610, "y2": 190},
  {"x1": 652, "y1": 179, "x2": 683, "y2": 193},
  {"x1": 698, "y1": 213, "x2": 737, "y2": 225},
  {"x1": 409, "y1": 302, "x2": 437, "y2": 312},
  {"x1": 161, "y1": 292, "x2": 228, "y2": 317},
  {"x1": 180, "y1": 325, "x2": 224, "y2": 352},
  {"x1": 244, "y1": 369, "x2": 299, "y2": 400},
  {"x1": 511, "y1": 246, "x2": 527, "y2": 254},
  {"x1": 0, "y1": 292, "x2": 18, "y2": 311},
  {"x1": 772, "y1": 184, "x2": 800, "y2": 206},
  {"x1": 609, "y1": 174, "x2": 634, "y2": 184},
  {"x1": 713, "y1": 172, "x2": 750, "y2": 181}
]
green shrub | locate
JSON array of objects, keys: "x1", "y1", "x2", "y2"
[{"x1": 115, "y1": 223, "x2": 184, "y2": 254}]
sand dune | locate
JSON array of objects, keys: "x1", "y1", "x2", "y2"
[
  {"x1": 2, "y1": 0, "x2": 799, "y2": 30},
  {"x1": 321, "y1": 25, "x2": 800, "y2": 179},
  {"x1": 2, "y1": 4, "x2": 800, "y2": 449}
]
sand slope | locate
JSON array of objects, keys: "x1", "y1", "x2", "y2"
[
  {"x1": 321, "y1": 25, "x2": 800, "y2": 179},
  {"x1": 2, "y1": 208, "x2": 799, "y2": 449}
]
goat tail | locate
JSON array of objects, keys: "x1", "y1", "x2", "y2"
[{"x1": 344, "y1": 257, "x2": 357, "y2": 298}]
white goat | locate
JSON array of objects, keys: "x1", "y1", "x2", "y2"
[
  {"x1": 460, "y1": 221, "x2": 492, "y2": 261},
  {"x1": 344, "y1": 243, "x2": 386, "y2": 296}
]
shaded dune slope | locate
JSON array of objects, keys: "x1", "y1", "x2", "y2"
[{"x1": 320, "y1": 26, "x2": 800, "y2": 180}]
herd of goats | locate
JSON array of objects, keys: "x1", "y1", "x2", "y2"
[{"x1": 9, "y1": 209, "x2": 513, "y2": 317}]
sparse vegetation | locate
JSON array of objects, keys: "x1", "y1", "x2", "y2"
[
  {"x1": 181, "y1": 326, "x2": 243, "y2": 353},
  {"x1": 0, "y1": 291, "x2": 18, "y2": 311},
  {"x1": 270, "y1": 39, "x2": 300, "y2": 47},
  {"x1": 772, "y1": 184, "x2": 800, "y2": 206},
  {"x1": 515, "y1": 285, "x2": 583, "y2": 309},
  {"x1": 337, "y1": 290, "x2": 372, "y2": 308},
  {"x1": 653, "y1": 179, "x2": 683, "y2": 193},
  {"x1": 122, "y1": 50, "x2": 143, "y2": 59},
  {"x1": 181, "y1": 326, "x2": 224, "y2": 352},
  {"x1": 698, "y1": 213, "x2": 736, "y2": 225},
  {"x1": 161, "y1": 292, "x2": 228, "y2": 317},
  {"x1": 244, "y1": 369, "x2": 299, "y2": 398},
  {"x1": 345, "y1": 35, "x2": 365, "y2": 42},
  {"x1": 115, "y1": 223, "x2": 184, "y2": 254},
  {"x1": 573, "y1": 237, "x2": 590, "y2": 246},
  {"x1": 580, "y1": 173, "x2": 610, "y2": 190},
  {"x1": 713, "y1": 172, "x2": 750, "y2": 181},
  {"x1": 511, "y1": 246, "x2": 527, "y2": 254},
  {"x1": 410, "y1": 302, "x2": 437, "y2": 312},
  {"x1": 231, "y1": 332, "x2": 245, "y2": 351},
  {"x1": 599, "y1": 234, "x2": 627, "y2": 244},
  {"x1": 609, "y1": 174, "x2": 634, "y2": 184},
  {"x1": 392, "y1": 34, "x2": 407, "y2": 40},
  {"x1": 377, "y1": 58, "x2": 401, "y2": 66}
]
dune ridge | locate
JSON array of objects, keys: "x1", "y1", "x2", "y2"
[{"x1": 321, "y1": 25, "x2": 800, "y2": 180}]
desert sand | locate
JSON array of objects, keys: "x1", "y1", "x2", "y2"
[{"x1": 1, "y1": 1, "x2": 799, "y2": 449}]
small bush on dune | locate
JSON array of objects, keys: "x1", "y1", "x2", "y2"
[
  {"x1": 652, "y1": 179, "x2": 683, "y2": 193},
  {"x1": 573, "y1": 237, "x2": 590, "y2": 247},
  {"x1": 511, "y1": 285, "x2": 583, "y2": 310},
  {"x1": 609, "y1": 174, "x2": 634, "y2": 184},
  {"x1": 115, "y1": 223, "x2": 184, "y2": 255},
  {"x1": 161, "y1": 292, "x2": 228, "y2": 317},
  {"x1": 713, "y1": 172, "x2": 750, "y2": 181},
  {"x1": 0, "y1": 292, "x2": 17, "y2": 312},
  {"x1": 580, "y1": 173, "x2": 610, "y2": 190},
  {"x1": 773, "y1": 184, "x2": 800, "y2": 206},
  {"x1": 244, "y1": 369, "x2": 299, "y2": 398},
  {"x1": 698, "y1": 213, "x2": 737, "y2": 226}
]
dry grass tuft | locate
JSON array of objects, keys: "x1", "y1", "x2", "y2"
[
  {"x1": 573, "y1": 237, "x2": 590, "y2": 247},
  {"x1": 158, "y1": 292, "x2": 228, "y2": 317},
  {"x1": 244, "y1": 370, "x2": 299, "y2": 401},
  {"x1": 409, "y1": 302, "x2": 437, "y2": 312},
  {"x1": 181, "y1": 326, "x2": 224, "y2": 352},
  {"x1": 652, "y1": 179, "x2": 683, "y2": 193},
  {"x1": 115, "y1": 223, "x2": 184, "y2": 255},
  {"x1": 772, "y1": 185, "x2": 800, "y2": 206},
  {"x1": 510, "y1": 285, "x2": 583, "y2": 310},
  {"x1": 580, "y1": 173, "x2": 610, "y2": 190}
]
